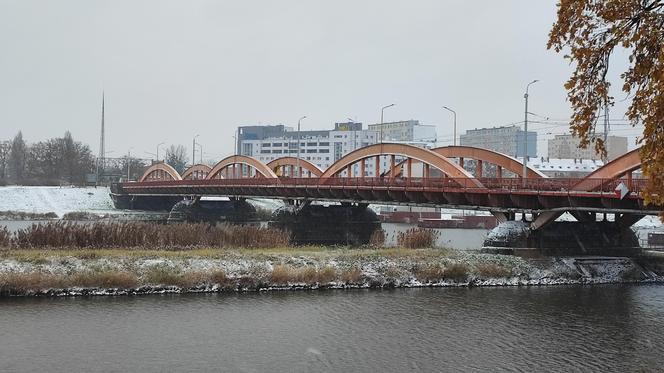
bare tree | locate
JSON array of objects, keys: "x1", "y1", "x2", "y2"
[
  {"x1": 0, "y1": 141, "x2": 10, "y2": 181},
  {"x1": 8, "y1": 132, "x2": 27, "y2": 183},
  {"x1": 165, "y1": 145, "x2": 189, "y2": 174}
]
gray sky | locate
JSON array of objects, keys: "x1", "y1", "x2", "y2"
[{"x1": 0, "y1": 0, "x2": 642, "y2": 161}]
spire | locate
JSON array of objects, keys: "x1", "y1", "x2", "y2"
[{"x1": 96, "y1": 92, "x2": 105, "y2": 183}]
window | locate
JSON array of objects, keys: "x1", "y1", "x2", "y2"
[
  {"x1": 261, "y1": 143, "x2": 271, "y2": 147},
  {"x1": 273, "y1": 150, "x2": 282, "y2": 154},
  {"x1": 260, "y1": 150, "x2": 270, "y2": 154},
  {"x1": 272, "y1": 143, "x2": 282, "y2": 147},
  {"x1": 319, "y1": 149, "x2": 330, "y2": 153},
  {"x1": 306, "y1": 149, "x2": 317, "y2": 153},
  {"x1": 319, "y1": 142, "x2": 329, "y2": 146},
  {"x1": 307, "y1": 142, "x2": 317, "y2": 146}
]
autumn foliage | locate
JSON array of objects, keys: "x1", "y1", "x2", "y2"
[{"x1": 548, "y1": 0, "x2": 664, "y2": 211}]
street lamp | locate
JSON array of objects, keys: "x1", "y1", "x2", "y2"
[
  {"x1": 297, "y1": 116, "x2": 307, "y2": 177},
  {"x1": 156, "y1": 142, "x2": 165, "y2": 162},
  {"x1": 126, "y1": 147, "x2": 134, "y2": 181},
  {"x1": 380, "y1": 103, "x2": 395, "y2": 143},
  {"x1": 192, "y1": 134, "x2": 199, "y2": 167},
  {"x1": 196, "y1": 143, "x2": 203, "y2": 164},
  {"x1": 523, "y1": 79, "x2": 539, "y2": 186},
  {"x1": 442, "y1": 106, "x2": 457, "y2": 146}
]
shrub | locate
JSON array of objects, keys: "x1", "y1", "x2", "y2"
[
  {"x1": 143, "y1": 267, "x2": 204, "y2": 287},
  {"x1": 397, "y1": 228, "x2": 439, "y2": 249},
  {"x1": 209, "y1": 270, "x2": 228, "y2": 285},
  {"x1": 317, "y1": 266, "x2": 337, "y2": 283},
  {"x1": 270, "y1": 265, "x2": 296, "y2": 284},
  {"x1": 475, "y1": 264, "x2": 512, "y2": 278},
  {"x1": 0, "y1": 272, "x2": 68, "y2": 294}
]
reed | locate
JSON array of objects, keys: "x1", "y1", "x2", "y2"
[
  {"x1": 396, "y1": 228, "x2": 440, "y2": 249},
  {"x1": 8, "y1": 221, "x2": 290, "y2": 250},
  {"x1": 475, "y1": 263, "x2": 512, "y2": 278}
]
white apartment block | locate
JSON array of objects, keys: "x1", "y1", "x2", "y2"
[{"x1": 547, "y1": 134, "x2": 628, "y2": 161}]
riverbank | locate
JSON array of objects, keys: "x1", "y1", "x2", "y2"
[{"x1": 1, "y1": 247, "x2": 661, "y2": 296}]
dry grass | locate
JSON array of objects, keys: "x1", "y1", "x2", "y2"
[
  {"x1": 340, "y1": 267, "x2": 363, "y2": 284},
  {"x1": 414, "y1": 265, "x2": 445, "y2": 282},
  {"x1": 270, "y1": 265, "x2": 338, "y2": 285},
  {"x1": 443, "y1": 263, "x2": 469, "y2": 281},
  {"x1": 0, "y1": 272, "x2": 68, "y2": 293},
  {"x1": 369, "y1": 229, "x2": 387, "y2": 247},
  {"x1": 0, "y1": 226, "x2": 10, "y2": 248},
  {"x1": 143, "y1": 267, "x2": 207, "y2": 287},
  {"x1": 397, "y1": 228, "x2": 440, "y2": 249},
  {"x1": 209, "y1": 270, "x2": 228, "y2": 285},
  {"x1": 475, "y1": 264, "x2": 512, "y2": 278},
  {"x1": 8, "y1": 221, "x2": 290, "y2": 249},
  {"x1": 71, "y1": 271, "x2": 139, "y2": 288}
]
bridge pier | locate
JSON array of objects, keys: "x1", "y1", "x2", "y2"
[
  {"x1": 483, "y1": 214, "x2": 643, "y2": 256},
  {"x1": 269, "y1": 202, "x2": 380, "y2": 245}
]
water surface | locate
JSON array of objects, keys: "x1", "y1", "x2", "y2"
[{"x1": 1, "y1": 285, "x2": 663, "y2": 372}]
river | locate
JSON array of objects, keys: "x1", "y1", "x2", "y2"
[{"x1": 1, "y1": 285, "x2": 663, "y2": 372}]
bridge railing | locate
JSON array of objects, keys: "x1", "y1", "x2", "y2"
[{"x1": 123, "y1": 176, "x2": 647, "y2": 195}]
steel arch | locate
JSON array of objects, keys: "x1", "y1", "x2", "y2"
[
  {"x1": 182, "y1": 164, "x2": 213, "y2": 180},
  {"x1": 573, "y1": 148, "x2": 642, "y2": 191},
  {"x1": 207, "y1": 155, "x2": 278, "y2": 179},
  {"x1": 138, "y1": 162, "x2": 183, "y2": 182},
  {"x1": 320, "y1": 143, "x2": 482, "y2": 186},
  {"x1": 267, "y1": 157, "x2": 323, "y2": 177}
]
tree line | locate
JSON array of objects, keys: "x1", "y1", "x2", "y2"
[
  {"x1": 0, "y1": 131, "x2": 192, "y2": 185},
  {"x1": 0, "y1": 131, "x2": 95, "y2": 185}
]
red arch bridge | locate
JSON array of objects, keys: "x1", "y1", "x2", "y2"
[{"x1": 111, "y1": 144, "x2": 659, "y2": 232}]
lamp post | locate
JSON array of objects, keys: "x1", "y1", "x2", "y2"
[
  {"x1": 196, "y1": 143, "x2": 203, "y2": 164},
  {"x1": 156, "y1": 142, "x2": 165, "y2": 162},
  {"x1": 126, "y1": 147, "x2": 133, "y2": 181},
  {"x1": 297, "y1": 116, "x2": 307, "y2": 177},
  {"x1": 442, "y1": 106, "x2": 457, "y2": 146},
  {"x1": 380, "y1": 104, "x2": 395, "y2": 143},
  {"x1": 523, "y1": 80, "x2": 539, "y2": 186},
  {"x1": 192, "y1": 134, "x2": 199, "y2": 167}
]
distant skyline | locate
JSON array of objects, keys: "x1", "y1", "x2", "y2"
[{"x1": 0, "y1": 0, "x2": 643, "y2": 160}]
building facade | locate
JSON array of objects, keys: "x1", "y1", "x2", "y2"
[
  {"x1": 547, "y1": 134, "x2": 628, "y2": 161},
  {"x1": 367, "y1": 120, "x2": 437, "y2": 145},
  {"x1": 238, "y1": 123, "x2": 380, "y2": 176},
  {"x1": 460, "y1": 125, "x2": 537, "y2": 158}
]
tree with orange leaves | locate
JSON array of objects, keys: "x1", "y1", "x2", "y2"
[{"x1": 548, "y1": 0, "x2": 664, "y2": 210}]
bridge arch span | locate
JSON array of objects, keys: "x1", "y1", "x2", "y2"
[
  {"x1": 206, "y1": 155, "x2": 278, "y2": 179},
  {"x1": 388, "y1": 146, "x2": 546, "y2": 178},
  {"x1": 139, "y1": 162, "x2": 183, "y2": 182},
  {"x1": 267, "y1": 157, "x2": 323, "y2": 177},
  {"x1": 573, "y1": 148, "x2": 642, "y2": 191},
  {"x1": 182, "y1": 164, "x2": 213, "y2": 180},
  {"x1": 320, "y1": 143, "x2": 482, "y2": 186}
]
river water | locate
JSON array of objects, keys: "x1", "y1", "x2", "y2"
[{"x1": 1, "y1": 285, "x2": 663, "y2": 372}]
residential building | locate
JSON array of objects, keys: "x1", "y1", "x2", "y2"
[
  {"x1": 460, "y1": 125, "x2": 537, "y2": 158},
  {"x1": 237, "y1": 122, "x2": 380, "y2": 176},
  {"x1": 367, "y1": 120, "x2": 437, "y2": 145},
  {"x1": 529, "y1": 157, "x2": 604, "y2": 178},
  {"x1": 547, "y1": 134, "x2": 628, "y2": 161}
]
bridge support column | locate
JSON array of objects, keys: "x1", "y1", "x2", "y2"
[
  {"x1": 375, "y1": 155, "x2": 380, "y2": 177},
  {"x1": 270, "y1": 203, "x2": 380, "y2": 246},
  {"x1": 360, "y1": 159, "x2": 365, "y2": 178},
  {"x1": 476, "y1": 160, "x2": 483, "y2": 178}
]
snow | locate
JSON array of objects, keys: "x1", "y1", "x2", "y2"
[{"x1": 0, "y1": 186, "x2": 114, "y2": 217}]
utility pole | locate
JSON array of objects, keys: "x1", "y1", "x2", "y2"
[
  {"x1": 442, "y1": 106, "x2": 457, "y2": 146},
  {"x1": 297, "y1": 116, "x2": 306, "y2": 177},
  {"x1": 96, "y1": 92, "x2": 105, "y2": 185},
  {"x1": 603, "y1": 104, "x2": 609, "y2": 161},
  {"x1": 193, "y1": 134, "x2": 199, "y2": 166},
  {"x1": 523, "y1": 80, "x2": 539, "y2": 186}
]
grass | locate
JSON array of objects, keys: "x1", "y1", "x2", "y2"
[
  {"x1": 475, "y1": 263, "x2": 512, "y2": 278},
  {"x1": 397, "y1": 228, "x2": 440, "y2": 249},
  {"x1": 270, "y1": 265, "x2": 338, "y2": 285}
]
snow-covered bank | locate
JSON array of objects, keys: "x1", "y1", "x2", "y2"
[
  {"x1": 0, "y1": 186, "x2": 114, "y2": 216},
  {"x1": 1, "y1": 249, "x2": 661, "y2": 297}
]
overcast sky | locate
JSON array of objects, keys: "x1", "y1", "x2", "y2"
[{"x1": 0, "y1": 0, "x2": 642, "y2": 161}]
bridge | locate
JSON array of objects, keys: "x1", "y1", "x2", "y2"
[{"x1": 111, "y1": 144, "x2": 659, "y2": 249}]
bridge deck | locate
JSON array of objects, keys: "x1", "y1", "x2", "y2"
[{"x1": 115, "y1": 177, "x2": 656, "y2": 214}]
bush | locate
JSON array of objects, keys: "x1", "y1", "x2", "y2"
[
  {"x1": 397, "y1": 228, "x2": 439, "y2": 249},
  {"x1": 72, "y1": 271, "x2": 138, "y2": 288},
  {"x1": 414, "y1": 265, "x2": 444, "y2": 283},
  {"x1": 340, "y1": 267, "x2": 363, "y2": 284}
]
